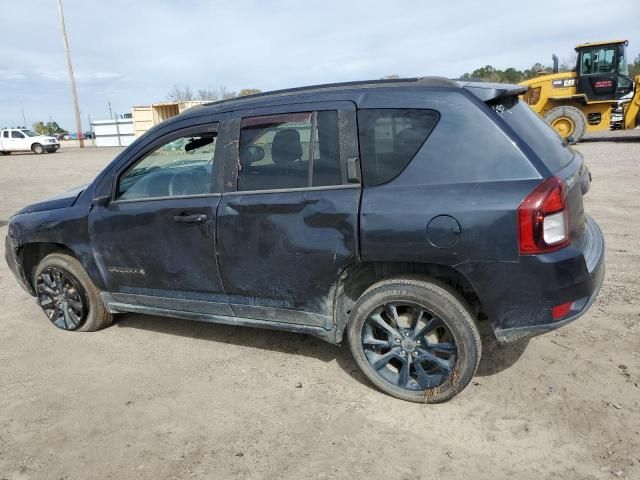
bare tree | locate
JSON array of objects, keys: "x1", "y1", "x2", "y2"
[
  {"x1": 196, "y1": 88, "x2": 218, "y2": 101},
  {"x1": 166, "y1": 85, "x2": 195, "y2": 102},
  {"x1": 560, "y1": 51, "x2": 578, "y2": 72},
  {"x1": 218, "y1": 86, "x2": 237, "y2": 99},
  {"x1": 238, "y1": 88, "x2": 262, "y2": 97}
]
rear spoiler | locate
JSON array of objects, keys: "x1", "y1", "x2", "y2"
[{"x1": 459, "y1": 81, "x2": 528, "y2": 103}]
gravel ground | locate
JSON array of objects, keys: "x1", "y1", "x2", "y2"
[{"x1": 0, "y1": 135, "x2": 639, "y2": 479}]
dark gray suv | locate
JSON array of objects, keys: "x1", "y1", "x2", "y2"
[{"x1": 5, "y1": 77, "x2": 605, "y2": 402}]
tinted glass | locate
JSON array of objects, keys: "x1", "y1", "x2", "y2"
[
  {"x1": 580, "y1": 47, "x2": 616, "y2": 74},
  {"x1": 494, "y1": 97, "x2": 573, "y2": 172},
  {"x1": 238, "y1": 111, "x2": 341, "y2": 191},
  {"x1": 2, "y1": 131, "x2": 8, "y2": 138},
  {"x1": 11, "y1": 131, "x2": 25, "y2": 139},
  {"x1": 357, "y1": 109, "x2": 439, "y2": 186},
  {"x1": 118, "y1": 132, "x2": 217, "y2": 200}
]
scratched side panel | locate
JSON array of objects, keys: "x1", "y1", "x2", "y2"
[
  {"x1": 217, "y1": 187, "x2": 360, "y2": 325},
  {"x1": 89, "y1": 196, "x2": 231, "y2": 314}
]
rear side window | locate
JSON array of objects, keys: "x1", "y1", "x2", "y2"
[
  {"x1": 238, "y1": 111, "x2": 342, "y2": 191},
  {"x1": 494, "y1": 97, "x2": 574, "y2": 172},
  {"x1": 358, "y1": 109, "x2": 439, "y2": 186}
]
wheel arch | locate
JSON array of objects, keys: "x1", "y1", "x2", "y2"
[
  {"x1": 21, "y1": 242, "x2": 79, "y2": 291},
  {"x1": 333, "y1": 261, "x2": 484, "y2": 343}
]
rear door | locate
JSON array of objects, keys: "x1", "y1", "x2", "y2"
[{"x1": 216, "y1": 101, "x2": 360, "y2": 327}]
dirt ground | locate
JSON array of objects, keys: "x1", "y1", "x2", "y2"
[{"x1": 0, "y1": 134, "x2": 639, "y2": 480}]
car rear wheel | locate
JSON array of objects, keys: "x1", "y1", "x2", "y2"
[
  {"x1": 347, "y1": 277, "x2": 481, "y2": 403},
  {"x1": 31, "y1": 143, "x2": 44, "y2": 154},
  {"x1": 34, "y1": 253, "x2": 112, "y2": 332},
  {"x1": 544, "y1": 106, "x2": 586, "y2": 144}
]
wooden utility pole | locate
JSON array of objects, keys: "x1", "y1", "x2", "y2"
[{"x1": 57, "y1": 0, "x2": 84, "y2": 148}]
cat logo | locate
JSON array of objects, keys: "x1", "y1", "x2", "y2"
[{"x1": 552, "y1": 79, "x2": 576, "y2": 88}]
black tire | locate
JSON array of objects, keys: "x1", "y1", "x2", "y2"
[
  {"x1": 0, "y1": 151, "x2": 10, "y2": 155},
  {"x1": 544, "y1": 106, "x2": 587, "y2": 144},
  {"x1": 34, "y1": 253, "x2": 112, "y2": 332},
  {"x1": 31, "y1": 143, "x2": 44, "y2": 154},
  {"x1": 347, "y1": 276, "x2": 481, "y2": 403}
]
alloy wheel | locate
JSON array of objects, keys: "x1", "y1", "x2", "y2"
[
  {"x1": 361, "y1": 302, "x2": 457, "y2": 391},
  {"x1": 36, "y1": 267, "x2": 87, "y2": 330}
]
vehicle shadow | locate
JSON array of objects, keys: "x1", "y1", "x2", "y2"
[
  {"x1": 475, "y1": 321, "x2": 530, "y2": 377},
  {"x1": 115, "y1": 314, "x2": 528, "y2": 385},
  {"x1": 581, "y1": 134, "x2": 640, "y2": 143}
]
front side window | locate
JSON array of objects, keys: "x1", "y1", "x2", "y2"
[
  {"x1": 11, "y1": 131, "x2": 25, "y2": 139},
  {"x1": 20, "y1": 129, "x2": 39, "y2": 137},
  {"x1": 357, "y1": 109, "x2": 439, "y2": 186},
  {"x1": 118, "y1": 131, "x2": 217, "y2": 200},
  {"x1": 238, "y1": 110, "x2": 341, "y2": 191}
]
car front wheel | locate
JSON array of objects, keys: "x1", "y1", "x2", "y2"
[
  {"x1": 34, "y1": 253, "x2": 112, "y2": 332},
  {"x1": 31, "y1": 143, "x2": 44, "y2": 154},
  {"x1": 347, "y1": 277, "x2": 481, "y2": 403}
]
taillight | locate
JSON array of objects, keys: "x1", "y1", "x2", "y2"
[{"x1": 518, "y1": 176, "x2": 570, "y2": 254}]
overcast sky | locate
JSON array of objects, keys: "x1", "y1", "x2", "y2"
[{"x1": 1, "y1": 0, "x2": 638, "y2": 130}]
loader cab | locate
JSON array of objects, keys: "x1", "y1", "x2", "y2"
[{"x1": 575, "y1": 40, "x2": 634, "y2": 101}]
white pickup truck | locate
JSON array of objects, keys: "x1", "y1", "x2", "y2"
[{"x1": 0, "y1": 128, "x2": 60, "y2": 155}]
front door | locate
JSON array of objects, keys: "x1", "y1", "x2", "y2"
[
  {"x1": 6, "y1": 130, "x2": 29, "y2": 151},
  {"x1": 89, "y1": 119, "x2": 232, "y2": 316},
  {"x1": 217, "y1": 102, "x2": 361, "y2": 328}
]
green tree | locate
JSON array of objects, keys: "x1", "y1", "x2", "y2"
[
  {"x1": 32, "y1": 121, "x2": 47, "y2": 135},
  {"x1": 629, "y1": 53, "x2": 640, "y2": 78},
  {"x1": 32, "y1": 120, "x2": 66, "y2": 135}
]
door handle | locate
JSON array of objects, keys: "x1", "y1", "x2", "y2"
[{"x1": 173, "y1": 213, "x2": 208, "y2": 224}]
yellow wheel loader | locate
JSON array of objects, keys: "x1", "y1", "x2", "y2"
[{"x1": 520, "y1": 40, "x2": 640, "y2": 143}]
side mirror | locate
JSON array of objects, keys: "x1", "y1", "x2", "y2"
[{"x1": 92, "y1": 195, "x2": 111, "y2": 207}]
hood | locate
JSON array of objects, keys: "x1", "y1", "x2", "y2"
[{"x1": 14, "y1": 184, "x2": 88, "y2": 215}]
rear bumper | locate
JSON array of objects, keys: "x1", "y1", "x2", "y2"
[
  {"x1": 494, "y1": 216, "x2": 605, "y2": 343},
  {"x1": 459, "y1": 216, "x2": 605, "y2": 344}
]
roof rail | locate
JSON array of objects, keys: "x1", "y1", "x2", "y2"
[{"x1": 203, "y1": 76, "x2": 460, "y2": 107}]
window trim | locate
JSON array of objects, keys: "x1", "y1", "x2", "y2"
[
  {"x1": 224, "y1": 183, "x2": 360, "y2": 196},
  {"x1": 111, "y1": 123, "x2": 220, "y2": 203}
]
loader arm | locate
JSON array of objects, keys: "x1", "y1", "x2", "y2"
[{"x1": 624, "y1": 75, "x2": 640, "y2": 130}]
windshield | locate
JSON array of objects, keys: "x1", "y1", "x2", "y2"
[
  {"x1": 20, "y1": 129, "x2": 40, "y2": 137},
  {"x1": 493, "y1": 98, "x2": 574, "y2": 172}
]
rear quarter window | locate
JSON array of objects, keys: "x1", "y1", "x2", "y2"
[
  {"x1": 385, "y1": 96, "x2": 539, "y2": 186},
  {"x1": 357, "y1": 109, "x2": 439, "y2": 186},
  {"x1": 492, "y1": 97, "x2": 574, "y2": 172}
]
